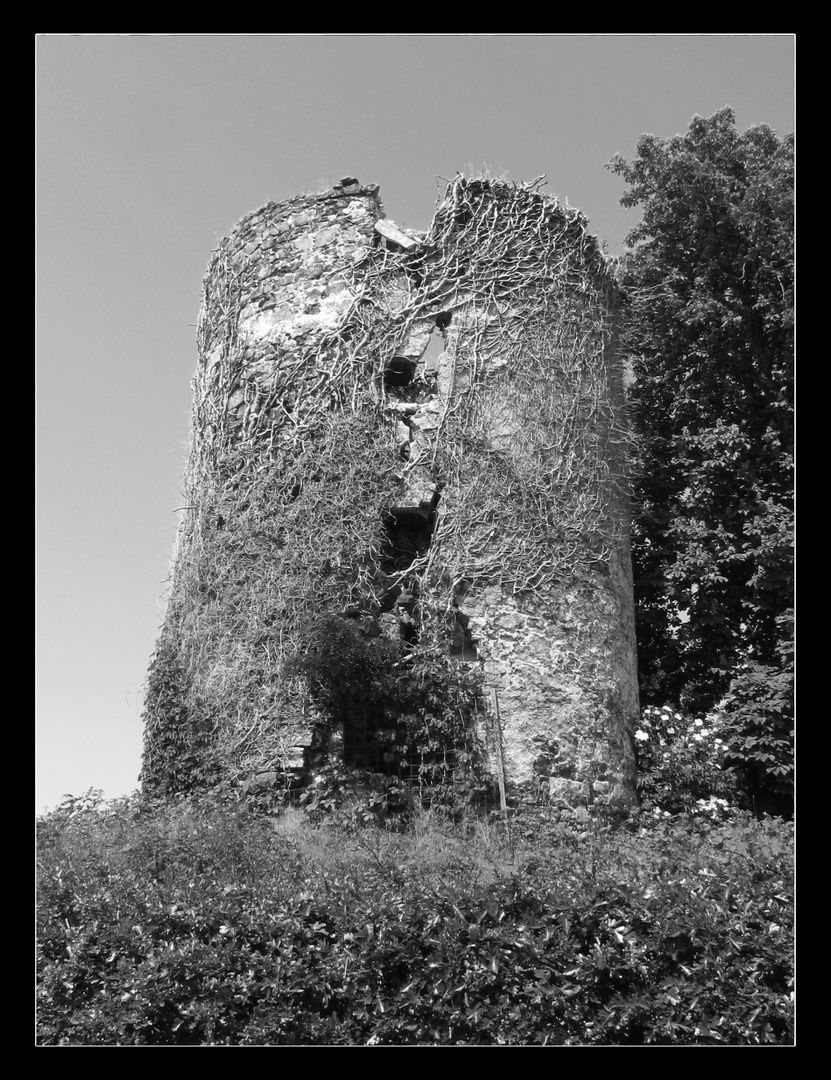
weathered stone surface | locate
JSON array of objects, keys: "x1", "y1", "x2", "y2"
[{"x1": 548, "y1": 777, "x2": 589, "y2": 803}]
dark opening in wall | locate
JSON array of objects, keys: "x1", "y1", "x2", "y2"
[
  {"x1": 381, "y1": 489, "x2": 441, "y2": 578},
  {"x1": 298, "y1": 615, "x2": 403, "y2": 776},
  {"x1": 378, "y1": 489, "x2": 441, "y2": 623},
  {"x1": 343, "y1": 707, "x2": 389, "y2": 772},
  {"x1": 382, "y1": 505, "x2": 433, "y2": 571},
  {"x1": 384, "y1": 356, "x2": 417, "y2": 388},
  {"x1": 449, "y1": 611, "x2": 479, "y2": 662}
]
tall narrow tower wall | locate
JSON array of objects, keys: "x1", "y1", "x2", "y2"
[{"x1": 142, "y1": 177, "x2": 638, "y2": 814}]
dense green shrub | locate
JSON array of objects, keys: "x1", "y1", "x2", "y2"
[
  {"x1": 635, "y1": 704, "x2": 738, "y2": 815},
  {"x1": 634, "y1": 694, "x2": 792, "y2": 821},
  {"x1": 37, "y1": 791, "x2": 793, "y2": 1045},
  {"x1": 289, "y1": 614, "x2": 491, "y2": 808},
  {"x1": 720, "y1": 612, "x2": 794, "y2": 818}
]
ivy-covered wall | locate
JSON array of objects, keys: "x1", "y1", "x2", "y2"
[{"x1": 141, "y1": 176, "x2": 639, "y2": 816}]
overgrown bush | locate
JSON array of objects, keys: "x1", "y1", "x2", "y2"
[
  {"x1": 37, "y1": 790, "x2": 793, "y2": 1045},
  {"x1": 635, "y1": 689, "x2": 792, "y2": 821},
  {"x1": 288, "y1": 614, "x2": 491, "y2": 809},
  {"x1": 635, "y1": 704, "x2": 738, "y2": 816}
]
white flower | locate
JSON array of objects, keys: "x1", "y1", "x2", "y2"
[
  {"x1": 635, "y1": 730, "x2": 649, "y2": 742},
  {"x1": 714, "y1": 738, "x2": 723, "y2": 746},
  {"x1": 700, "y1": 728, "x2": 710, "y2": 737},
  {"x1": 694, "y1": 718, "x2": 704, "y2": 727},
  {"x1": 666, "y1": 727, "x2": 676, "y2": 735},
  {"x1": 692, "y1": 733, "x2": 703, "y2": 742},
  {"x1": 674, "y1": 713, "x2": 683, "y2": 720}
]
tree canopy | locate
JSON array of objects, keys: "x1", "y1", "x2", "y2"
[{"x1": 608, "y1": 108, "x2": 793, "y2": 811}]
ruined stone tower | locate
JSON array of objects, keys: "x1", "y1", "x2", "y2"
[{"x1": 141, "y1": 175, "x2": 639, "y2": 815}]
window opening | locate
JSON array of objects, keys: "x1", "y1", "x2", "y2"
[
  {"x1": 383, "y1": 356, "x2": 417, "y2": 388},
  {"x1": 449, "y1": 610, "x2": 479, "y2": 662},
  {"x1": 382, "y1": 505, "x2": 433, "y2": 572},
  {"x1": 420, "y1": 323, "x2": 446, "y2": 379}
]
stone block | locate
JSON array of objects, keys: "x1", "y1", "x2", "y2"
[
  {"x1": 374, "y1": 219, "x2": 419, "y2": 250},
  {"x1": 548, "y1": 776, "x2": 589, "y2": 803}
]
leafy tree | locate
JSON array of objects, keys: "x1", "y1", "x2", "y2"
[{"x1": 608, "y1": 109, "x2": 793, "y2": 810}]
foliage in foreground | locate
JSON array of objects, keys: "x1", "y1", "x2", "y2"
[{"x1": 37, "y1": 787, "x2": 793, "y2": 1046}]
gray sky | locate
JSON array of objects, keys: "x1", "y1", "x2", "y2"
[{"x1": 36, "y1": 33, "x2": 795, "y2": 813}]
